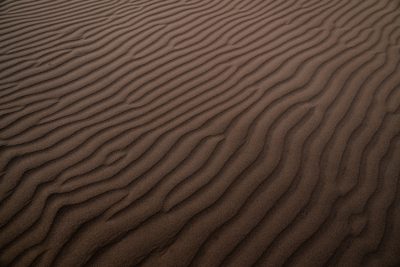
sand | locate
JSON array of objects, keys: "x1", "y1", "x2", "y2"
[{"x1": 1, "y1": 0, "x2": 400, "y2": 266}]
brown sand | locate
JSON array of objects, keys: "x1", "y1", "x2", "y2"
[{"x1": 1, "y1": 0, "x2": 400, "y2": 266}]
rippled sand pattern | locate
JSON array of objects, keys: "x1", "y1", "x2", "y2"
[{"x1": 1, "y1": 0, "x2": 400, "y2": 266}]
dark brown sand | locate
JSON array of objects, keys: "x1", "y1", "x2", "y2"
[{"x1": 1, "y1": 0, "x2": 400, "y2": 266}]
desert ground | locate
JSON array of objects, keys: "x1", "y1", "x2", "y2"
[{"x1": 1, "y1": 0, "x2": 400, "y2": 266}]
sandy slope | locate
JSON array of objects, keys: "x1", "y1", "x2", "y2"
[{"x1": 1, "y1": 0, "x2": 400, "y2": 266}]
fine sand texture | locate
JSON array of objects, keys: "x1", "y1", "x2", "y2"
[{"x1": 1, "y1": 0, "x2": 400, "y2": 266}]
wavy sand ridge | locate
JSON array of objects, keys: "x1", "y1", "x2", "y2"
[{"x1": 1, "y1": 0, "x2": 400, "y2": 266}]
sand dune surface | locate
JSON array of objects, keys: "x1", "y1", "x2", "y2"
[{"x1": 1, "y1": 0, "x2": 400, "y2": 266}]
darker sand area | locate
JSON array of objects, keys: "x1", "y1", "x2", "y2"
[{"x1": 1, "y1": 0, "x2": 400, "y2": 266}]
